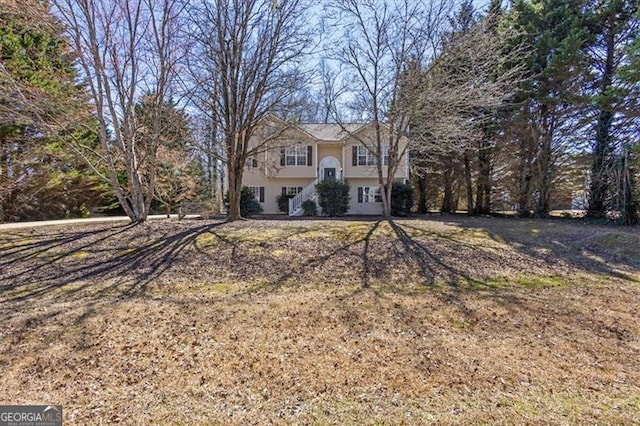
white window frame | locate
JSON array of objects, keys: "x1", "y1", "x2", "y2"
[
  {"x1": 362, "y1": 186, "x2": 382, "y2": 203},
  {"x1": 357, "y1": 145, "x2": 389, "y2": 166},
  {"x1": 356, "y1": 145, "x2": 376, "y2": 166},
  {"x1": 285, "y1": 145, "x2": 308, "y2": 166},
  {"x1": 381, "y1": 144, "x2": 389, "y2": 166},
  {"x1": 285, "y1": 186, "x2": 303, "y2": 195}
]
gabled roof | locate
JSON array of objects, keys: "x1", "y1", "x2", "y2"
[
  {"x1": 258, "y1": 114, "x2": 393, "y2": 142},
  {"x1": 297, "y1": 123, "x2": 366, "y2": 141}
]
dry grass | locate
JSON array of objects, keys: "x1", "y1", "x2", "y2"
[{"x1": 0, "y1": 216, "x2": 639, "y2": 424}]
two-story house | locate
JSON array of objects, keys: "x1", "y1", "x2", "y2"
[{"x1": 241, "y1": 116, "x2": 409, "y2": 215}]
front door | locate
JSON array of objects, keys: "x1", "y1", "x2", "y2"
[{"x1": 323, "y1": 167, "x2": 336, "y2": 180}]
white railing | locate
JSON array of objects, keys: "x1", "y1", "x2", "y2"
[{"x1": 289, "y1": 178, "x2": 319, "y2": 216}]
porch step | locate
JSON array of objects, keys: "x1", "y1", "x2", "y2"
[{"x1": 289, "y1": 178, "x2": 319, "y2": 216}]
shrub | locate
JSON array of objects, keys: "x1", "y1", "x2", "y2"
[
  {"x1": 316, "y1": 179, "x2": 350, "y2": 216},
  {"x1": 240, "y1": 187, "x2": 263, "y2": 217},
  {"x1": 224, "y1": 187, "x2": 263, "y2": 217},
  {"x1": 277, "y1": 194, "x2": 295, "y2": 213},
  {"x1": 391, "y1": 182, "x2": 414, "y2": 216},
  {"x1": 301, "y1": 199, "x2": 318, "y2": 216}
]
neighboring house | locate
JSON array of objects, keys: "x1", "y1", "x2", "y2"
[{"x1": 241, "y1": 116, "x2": 410, "y2": 215}]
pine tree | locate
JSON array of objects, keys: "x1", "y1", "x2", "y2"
[
  {"x1": 0, "y1": 0, "x2": 108, "y2": 221},
  {"x1": 507, "y1": 0, "x2": 590, "y2": 216},
  {"x1": 583, "y1": 0, "x2": 639, "y2": 220}
]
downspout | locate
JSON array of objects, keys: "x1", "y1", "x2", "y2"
[{"x1": 342, "y1": 141, "x2": 346, "y2": 181}]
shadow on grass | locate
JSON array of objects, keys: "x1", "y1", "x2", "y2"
[
  {"x1": 0, "y1": 220, "x2": 227, "y2": 306},
  {"x1": 1, "y1": 215, "x2": 638, "y2": 338},
  {"x1": 413, "y1": 214, "x2": 640, "y2": 282}
]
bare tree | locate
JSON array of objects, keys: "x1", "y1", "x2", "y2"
[
  {"x1": 182, "y1": 0, "x2": 313, "y2": 221},
  {"x1": 189, "y1": 113, "x2": 224, "y2": 210},
  {"x1": 327, "y1": 0, "x2": 453, "y2": 218},
  {"x1": 410, "y1": 6, "x2": 526, "y2": 214},
  {"x1": 52, "y1": 0, "x2": 183, "y2": 223}
]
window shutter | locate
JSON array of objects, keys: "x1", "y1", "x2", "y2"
[
  {"x1": 259, "y1": 187, "x2": 265, "y2": 203},
  {"x1": 281, "y1": 187, "x2": 287, "y2": 196},
  {"x1": 357, "y1": 187, "x2": 363, "y2": 203},
  {"x1": 307, "y1": 146, "x2": 312, "y2": 166},
  {"x1": 352, "y1": 146, "x2": 358, "y2": 166},
  {"x1": 280, "y1": 148, "x2": 285, "y2": 166}
]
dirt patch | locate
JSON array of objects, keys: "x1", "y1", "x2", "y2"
[{"x1": 0, "y1": 217, "x2": 639, "y2": 423}]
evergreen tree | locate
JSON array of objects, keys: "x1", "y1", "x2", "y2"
[
  {"x1": 583, "y1": 0, "x2": 639, "y2": 220},
  {"x1": 134, "y1": 96, "x2": 201, "y2": 216},
  {"x1": 0, "y1": 0, "x2": 108, "y2": 221},
  {"x1": 507, "y1": 0, "x2": 590, "y2": 216}
]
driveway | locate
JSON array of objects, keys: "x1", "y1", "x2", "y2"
[{"x1": 0, "y1": 215, "x2": 201, "y2": 230}]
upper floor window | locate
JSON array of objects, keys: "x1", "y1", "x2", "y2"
[
  {"x1": 353, "y1": 145, "x2": 390, "y2": 166},
  {"x1": 381, "y1": 145, "x2": 390, "y2": 166},
  {"x1": 246, "y1": 155, "x2": 258, "y2": 168},
  {"x1": 280, "y1": 145, "x2": 312, "y2": 166}
]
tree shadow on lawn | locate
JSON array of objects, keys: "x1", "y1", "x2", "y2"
[
  {"x1": 2, "y1": 215, "x2": 637, "y2": 307},
  {"x1": 410, "y1": 215, "x2": 640, "y2": 282},
  {"x1": 1, "y1": 216, "x2": 638, "y2": 338},
  {"x1": 0, "y1": 220, "x2": 228, "y2": 307}
]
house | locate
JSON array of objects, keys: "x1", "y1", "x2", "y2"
[{"x1": 241, "y1": 116, "x2": 410, "y2": 215}]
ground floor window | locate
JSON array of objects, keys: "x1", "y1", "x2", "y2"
[
  {"x1": 357, "y1": 186, "x2": 382, "y2": 203},
  {"x1": 248, "y1": 186, "x2": 265, "y2": 203},
  {"x1": 282, "y1": 186, "x2": 304, "y2": 196}
]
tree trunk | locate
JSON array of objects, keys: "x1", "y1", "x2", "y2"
[
  {"x1": 475, "y1": 139, "x2": 492, "y2": 215},
  {"x1": 517, "y1": 145, "x2": 533, "y2": 217},
  {"x1": 587, "y1": 25, "x2": 616, "y2": 219},
  {"x1": 416, "y1": 175, "x2": 428, "y2": 214},
  {"x1": 621, "y1": 151, "x2": 638, "y2": 225},
  {"x1": 381, "y1": 184, "x2": 391, "y2": 218},
  {"x1": 463, "y1": 151, "x2": 474, "y2": 214},
  {"x1": 535, "y1": 131, "x2": 552, "y2": 217},
  {"x1": 588, "y1": 108, "x2": 613, "y2": 218},
  {"x1": 226, "y1": 155, "x2": 244, "y2": 221},
  {"x1": 442, "y1": 165, "x2": 455, "y2": 214}
]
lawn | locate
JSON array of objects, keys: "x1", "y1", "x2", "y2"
[{"x1": 0, "y1": 216, "x2": 639, "y2": 424}]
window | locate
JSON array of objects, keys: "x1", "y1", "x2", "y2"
[
  {"x1": 358, "y1": 186, "x2": 382, "y2": 203},
  {"x1": 282, "y1": 186, "x2": 304, "y2": 196},
  {"x1": 246, "y1": 155, "x2": 258, "y2": 168},
  {"x1": 284, "y1": 145, "x2": 310, "y2": 166},
  {"x1": 356, "y1": 145, "x2": 376, "y2": 166},
  {"x1": 353, "y1": 145, "x2": 390, "y2": 166},
  {"x1": 248, "y1": 186, "x2": 265, "y2": 203},
  {"x1": 381, "y1": 145, "x2": 389, "y2": 166}
]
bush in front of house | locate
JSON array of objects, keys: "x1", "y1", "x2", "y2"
[
  {"x1": 225, "y1": 187, "x2": 263, "y2": 217},
  {"x1": 240, "y1": 186, "x2": 263, "y2": 217},
  {"x1": 316, "y1": 179, "x2": 350, "y2": 216},
  {"x1": 301, "y1": 199, "x2": 318, "y2": 216},
  {"x1": 276, "y1": 194, "x2": 295, "y2": 213},
  {"x1": 391, "y1": 182, "x2": 413, "y2": 216}
]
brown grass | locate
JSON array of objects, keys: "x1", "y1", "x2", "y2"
[{"x1": 0, "y1": 216, "x2": 639, "y2": 424}]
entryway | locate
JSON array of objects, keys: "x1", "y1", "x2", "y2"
[{"x1": 319, "y1": 156, "x2": 341, "y2": 181}]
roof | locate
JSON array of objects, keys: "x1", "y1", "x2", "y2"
[{"x1": 297, "y1": 123, "x2": 366, "y2": 141}]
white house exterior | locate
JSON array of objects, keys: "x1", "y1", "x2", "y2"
[{"x1": 241, "y1": 116, "x2": 410, "y2": 215}]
